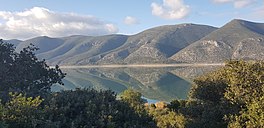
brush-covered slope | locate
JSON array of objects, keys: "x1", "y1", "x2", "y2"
[
  {"x1": 16, "y1": 36, "x2": 65, "y2": 54},
  {"x1": 46, "y1": 35, "x2": 129, "y2": 65},
  {"x1": 15, "y1": 35, "x2": 128, "y2": 65},
  {"x1": 97, "y1": 24, "x2": 217, "y2": 64},
  {"x1": 171, "y1": 19, "x2": 264, "y2": 63}
]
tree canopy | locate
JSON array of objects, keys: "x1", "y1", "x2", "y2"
[
  {"x1": 186, "y1": 60, "x2": 264, "y2": 128},
  {"x1": 0, "y1": 40, "x2": 65, "y2": 101}
]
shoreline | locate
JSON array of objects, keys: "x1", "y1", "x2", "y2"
[{"x1": 53, "y1": 63, "x2": 225, "y2": 69}]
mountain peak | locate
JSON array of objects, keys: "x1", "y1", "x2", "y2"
[
  {"x1": 224, "y1": 19, "x2": 249, "y2": 28},
  {"x1": 230, "y1": 19, "x2": 246, "y2": 22},
  {"x1": 170, "y1": 19, "x2": 264, "y2": 63},
  {"x1": 224, "y1": 19, "x2": 264, "y2": 35}
]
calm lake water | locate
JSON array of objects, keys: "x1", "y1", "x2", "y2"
[{"x1": 52, "y1": 66, "x2": 221, "y2": 101}]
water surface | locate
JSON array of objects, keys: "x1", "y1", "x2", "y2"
[{"x1": 52, "y1": 66, "x2": 220, "y2": 101}]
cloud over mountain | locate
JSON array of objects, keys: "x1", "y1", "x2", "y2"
[
  {"x1": 0, "y1": 7, "x2": 118, "y2": 40},
  {"x1": 151, "y1": 0, "x2": 190, "y2": 20}
]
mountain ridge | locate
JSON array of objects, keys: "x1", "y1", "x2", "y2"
[
  {"x1": 12, "y1": 23, "x2": 217, "y2": 65},
  {"x1": 7, "y1": 19, "x2": 264, "y2": 65},
  {"x1": 170, "y1": 19, "x2": 264, "y2": 63}
]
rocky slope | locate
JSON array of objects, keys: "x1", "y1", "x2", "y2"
[
  {"x1": 170, "y1": 19, "x2": 264, "y2": 63},
  {"x1": 97, "y1": 24, "x2": 217, "y2": 64}
]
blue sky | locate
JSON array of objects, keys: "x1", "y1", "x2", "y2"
[{"x1": 0, "y1": 0, "x2": 263, "y2": 40}]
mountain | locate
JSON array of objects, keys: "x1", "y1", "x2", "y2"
[
  {"x1": 4, "y1": 39, "x2": 22, "y2": 47},
  {"x1": 11, "y1": 19, "x2": 264, "y2": 65},
  {"x1": 13, "y1": 24, "x2": 216, "y2": 65},
  {"x1": 40, "y1": 35, "x2": 128, "y2": 65},
  {"x1": 170, "y1": 19, "x2": 264, "y2": 63},
  {"x1": 16, "y1": 36, "x2": 65, "y2": 54},
  {"x1": 96, "y1": 24, "x2": 217, "y2": 64}
]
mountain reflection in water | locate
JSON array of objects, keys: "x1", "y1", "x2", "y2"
[{"x1": 52, "y1": 66, "x2": 220, "y2": 101}]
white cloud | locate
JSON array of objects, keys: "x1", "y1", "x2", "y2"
[
  {"x1": 213, "y1": 0, "x2": 232, "y2": 3},
  {"x1": 124, "y1": 16, "x2": 139, "y2": 25},
  {"x1": 0, "y1": 7, "x2": 118, "y2": 40},
  {"x1": 213, "y1": 0, "x2": 255, "y2": 8},
  {"x1": 151, "y1": 0, "x2": 190, "y2": 20}
]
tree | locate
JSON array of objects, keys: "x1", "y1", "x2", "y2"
[
  {"x1": 0, "y1": 40, "x2": 65, "y2": 101},
  {"x1": 187, "y1": 60, "x2": 264, "y2": 128},
  {"x1": 185, "y1": 66, "x2": 236, "y2": 127}
]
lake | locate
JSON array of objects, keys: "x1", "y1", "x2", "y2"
[{"x1": 52, "y1": 66, "x2": 221, "y2": 101}]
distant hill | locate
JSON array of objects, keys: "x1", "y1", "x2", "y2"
[
  {"x1": 170, "y1": 19, "x2": 264, "y2": 63},
  {"x1": 10, "y1": 19, "x2": 264, "y2": 65},
  {"x1": 41, "y1": 35, "x2": 128, "y2": 65},
  {"x1": 97, "y1": 24, "x2": 217, "y2": 64},
  {"x1": 4, "y1": 39, "x2": 22, "y2": 47},
  {"x1": 16, "y1": 36, "x2": 65, "y2": 54},
  {"x1": 12, "y1": 24, "x2": 216, "y2": 65}
]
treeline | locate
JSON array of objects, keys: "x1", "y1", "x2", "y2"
[{"x1": 0, "y1": 40, "x2": 263, "y2": 127}]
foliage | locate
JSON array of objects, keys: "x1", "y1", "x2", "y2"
[
  {"x1": 0, "y1": 89, "x2": 156, "y2": 128},
  {"x1": 120, "y1": 89, "x2": 187, "y2": 128},
  {"x1": 119, "y1": 89, "x2": 147, "y2": 115},
  {"x1": 187, "y1": 60, "x2": 264, "y2": 128},
  {"x1": 0, "y1": 93, "x2": 44, "y2": 128},
  {"x1": 223, "y1": 61, "x2": 264, "y2": 127},
  {"x1": 223, "y1": 60, "x2": 264, "y2": 105},
  {"x1": 189, "y1": 68, "x2": 228, "y2": 103},
  {"x1": 186, "y1": 67, "x2": 235, "y2": 127},
  {"x1": 0, "y1": 101, "x2": 8, "y2": 128},
  {"x1": 0, "y1": 40, "x2": 65, "y2": 101},
  {"x1": 168, "y1": 99, "x2": 187, "y2": 112},
  {"x1": 228, "y1": 94, "x2": 264, "y2": 128},
  {"x1": 147, "y1": 105, "x2": 186, "y2": 128},
  {"x1": 44, "y1": 88, "x2": 155, "y2": 128}
]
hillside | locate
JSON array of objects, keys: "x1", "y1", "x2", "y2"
[
  {"x1": 97, "y1": 24, "x2": 217, "y2": 64},
  {"x1": 10, "y1": 19, "x2": 264, "y2": 65},
  {"x1": 13, "y1": 24, "x2": 216, "y2": 65},
  {"x1": 170, "y1": 19, "x2": 264, "y2": 63}
]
